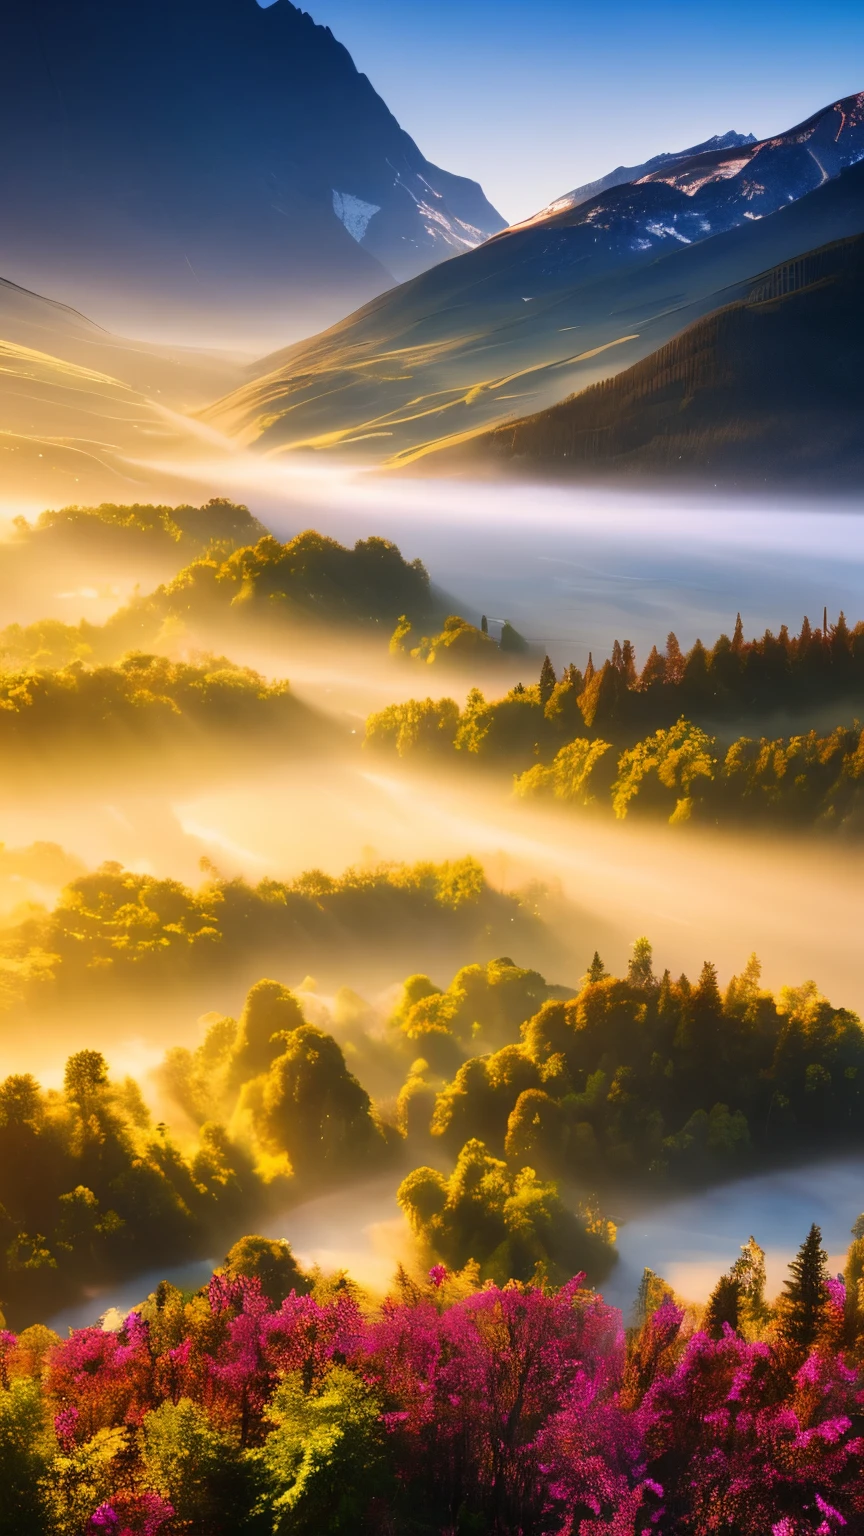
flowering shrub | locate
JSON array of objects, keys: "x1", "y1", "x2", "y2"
[{"x1": 1, "y1": 1246, "x2": 862, "y2": 1535}]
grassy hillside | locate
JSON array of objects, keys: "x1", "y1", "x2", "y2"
[
  {"x1": 456, "y1": 234, "x2": 864, "y2": 484},
  {"x1": 201, "y1": 161, "x2": 864, "y2": 467}
]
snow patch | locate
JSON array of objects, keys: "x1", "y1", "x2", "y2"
[
  {"x1": 645, "y1": 223, "x2": 691, "y2": 244},
  {"x1": 332, "y1": 190, "x2": 381, "y2": 243}
]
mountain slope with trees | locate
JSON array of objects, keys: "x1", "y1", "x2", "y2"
[
  {"x1": 456, "y1": 233, "x2": 864, "y2": 485},
  {"x1": 204, "y1": 99, "x2": 864, "y2": 462}
]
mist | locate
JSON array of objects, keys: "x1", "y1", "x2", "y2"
[{"x1": 3, "y1": 455, "x2": 864, "y2": 1319}]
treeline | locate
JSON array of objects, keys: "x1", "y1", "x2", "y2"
[
  {"x1": 0, "y1": 530, "x2": 436, "y2": 670},
  {"x1": 0, "y1": 655, "x2": 331, "y2": 766},
  {"x1": 10, "y1": 499, "x2": 268, "y2": 558},
  {"x1": 516, "y1": 717, "x2": 864, "y2": 832},
  {"x1": 0, "y1": 857, "x2": 549, "y2": 1011},
  {"x1": 394, "y1": 941, "x2": 864, "y2": 1191},
  {"x1": 366, "y1": 612, "x2": 864, "y2": 767},
  {"x1": 1, "y1": 1229, "x2": 864, "y2": 1535}
]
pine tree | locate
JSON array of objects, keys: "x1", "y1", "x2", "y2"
[
  {"x1": 665, "y1": 632, "x2": 684, "y2": 683},
  {"x1": 539, "y1": 654, "x2": 557, "y2": 706},
  {"x1": 585, "y1": 951, "x2": 609, "y2": 985},
  {"x1": 694, "y1": 961, "x2": 721, "y2": 1013},
  {"x1": 583, "y1": 651, "x2": 595, "y2": 686},
  {"x1": 732, "y1": 612, "x2": 744, "y2": 652},
  {"x1": 639, "y1": 645, "x2": 666, "y2": 688},
  {"x1": 621, "y1": 639, "x2": 637, "y2": 684},
  {"x1": 703, "y1": 1273, "x2": 742, "y2": 1338},
  {"x1": 779, "y1": 1224, "x2": 829, "y2": 1353},
  {"x1": 611, "y1": 639, "x2": 623, "y2": 671}
]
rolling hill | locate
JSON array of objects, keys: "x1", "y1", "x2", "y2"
[
  {"x1": 201, "y1": 93, "x2": 864, "y2": 464},
  {"x1": 0, "y1": 0, "x2": 504, "y2": 350},
  {"x1": 0, "y1": 280, "x2": 246, "y2": 507},
  {"x1": 452, "y1": 233, "x2": 864, "y2": 486}
]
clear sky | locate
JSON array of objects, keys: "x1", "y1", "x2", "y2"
[{"x1": 261, "y1": 0, "x2": 864, "y2": 222}]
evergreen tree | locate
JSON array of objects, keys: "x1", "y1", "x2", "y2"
[
  {"x1": 583, "y1": 651, "x2": 595, "y2": 686},
  {"x1": 539, "y1": 655, "x2": 557, "y2": 706},
  {"x1": 639, "y1": 645, "x2": 666, "y2": 689},
  {"x1": 731, "y1": 612, "x2": 744, "y2": 652},
  {"x1": 694, "y1": 961, "x2": 722, "y2": 1014},
  {"x1": 779, "y1": 1224, "x2": 829, "y2": 1353},
  {"x1": 703, "y1": 1273, "x2": 742, "y2": 1338},
  {"x1": 611, "y1": 639, "x2": 623, "y2": 671},
  {"x1": 621, "y1": 639, "x2": 637, "y2": 684},
  {"x1": 665, "y1": 633, "x2": 684, "y2": 684},
  {"x1": 585, "y1": 952, "x2": 609, "y2": 985}
]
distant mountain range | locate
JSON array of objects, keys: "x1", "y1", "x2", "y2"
[
  {"x1": 521, "y1": 131, "x2": 757, "y2": 222},
  {"x1": 202, "y1": 91, "x2": 864, "y2": 464},
  {"x1": 0, "y1": 0, "x2": 504, "y2": 348},
  {"x1": 447, "y1": 233, "x2": 864, "y2": 486}
]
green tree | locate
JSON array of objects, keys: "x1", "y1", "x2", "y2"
[
  {"x1": 538, "y1": 654, "x2": 557, "y2": 706},
  {"x1": 229, "y1": 980, "x2": 305, "y2": 1085},
  {"x1": 628, "y1": 938, "x2": 655, "y2": 988},
  {"x1": 779, "y1": 1224, "x2": 829, "y2": 1353},
  {"x1": 257, "y1": 1366, "x2": 390, "y2": 1535},
  {"x1": 585, "y1": 951, "x2": 609, "y2": 984},
  {"x1": 0, "y1": 1379, "x2": 53, "y2": 1536},
  {"x1": 221, "y1": 1235, "x2": 310, "y2": 1306},
  {"x1": 247, "y1": 1027, "x2": 385, "y2": 1179},
  {"x1": 703, "y1": 1273, "x2": 743, "y2": 1338},
  {"x1": 140, "y1": 1397, "x2": 258, "y2": 1533},
  {"x1": 63, "y1": 1050, "x2": 109, "y2": 1107}
]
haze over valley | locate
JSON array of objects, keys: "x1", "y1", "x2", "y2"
[{"x1": 2, "y1": 9, "x2": 864, "y2": 1529}]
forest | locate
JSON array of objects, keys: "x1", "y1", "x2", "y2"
[
  {"x1": 1, "y1": 1225, "x2": 863, "y2": 1535},
  {"x1": 2, "y1": 501, "x2": 863, "y2": 1533},
  {"x1": 0, "y1": 855, "x2": 549, "y2": 1012},
  {"x1": 3, "y1": 929, "x2": 863, "y2": 1332},
  {"x1": 368, "y1": 620, "x2": 864, "y2": 832},
  {"x1": 0, "y1": 522, "x2": 438, "y2": 671},
  {"x1": 373, "y1": 611, "x2": 864, "y2": 750}
]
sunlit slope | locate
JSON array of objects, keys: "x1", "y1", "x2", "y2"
[
  {"x1": 453, "y1": 234, "x2": 864, "y2": 484},
  {"x1": 0, "y1": 276, "x2": 244, "y2": 409},
  {"x1": 201, "y1": 136, "x2": 864, "y2": 467},
  {"x1": 0, "y1": 336, "x2": 224, "y2": 504}
]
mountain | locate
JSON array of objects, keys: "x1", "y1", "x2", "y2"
[
  {"x1": 446, "y1": 234, "x2": 864, "y2": 486},
  {"x1": 521, "y1": 131, "x2": 756, "y2": 223},
  {"x1": 0, "y1": 279, "x2": 245, "y2": 409},
  {"x1": 0, "y1": 0, "x2": 504, "y2": 350},
  {"x1": 202, "y1": 92, "x2": 864, "y2": 462},
  {"x1": 0, "y1": 281, "x2": 246, "y2": 507}
]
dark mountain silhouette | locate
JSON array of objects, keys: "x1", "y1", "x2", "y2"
[
  {"x1": 202, "y1": 92, "x2": 864, "y2": 460},
  {"x1": 525, "y1": 131, "x2": 756, "y2": 220},
  {"x1": 0, "y1": 0, "x2": 503, "y2": 348},
  {"x1": 454, "y1": 233, "x2": 864, "y2": 487}
]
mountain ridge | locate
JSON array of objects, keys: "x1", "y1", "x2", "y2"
[
  {"x1": 0, "y1": 0, "x2": 504, "y2": 349},
  {"x1": 521, "y1": 130, "x2": 757, "y2": 224},
  {"x1": 201, "y1": 94, "x2": 864, "y2": 464},
  {"x1": 447, "y1": 232, "x2": 864, "y2": 487}
]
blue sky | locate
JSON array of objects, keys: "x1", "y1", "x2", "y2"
[{"x1": 262, "y1": 0, "x2": 864, "y2": 221}]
